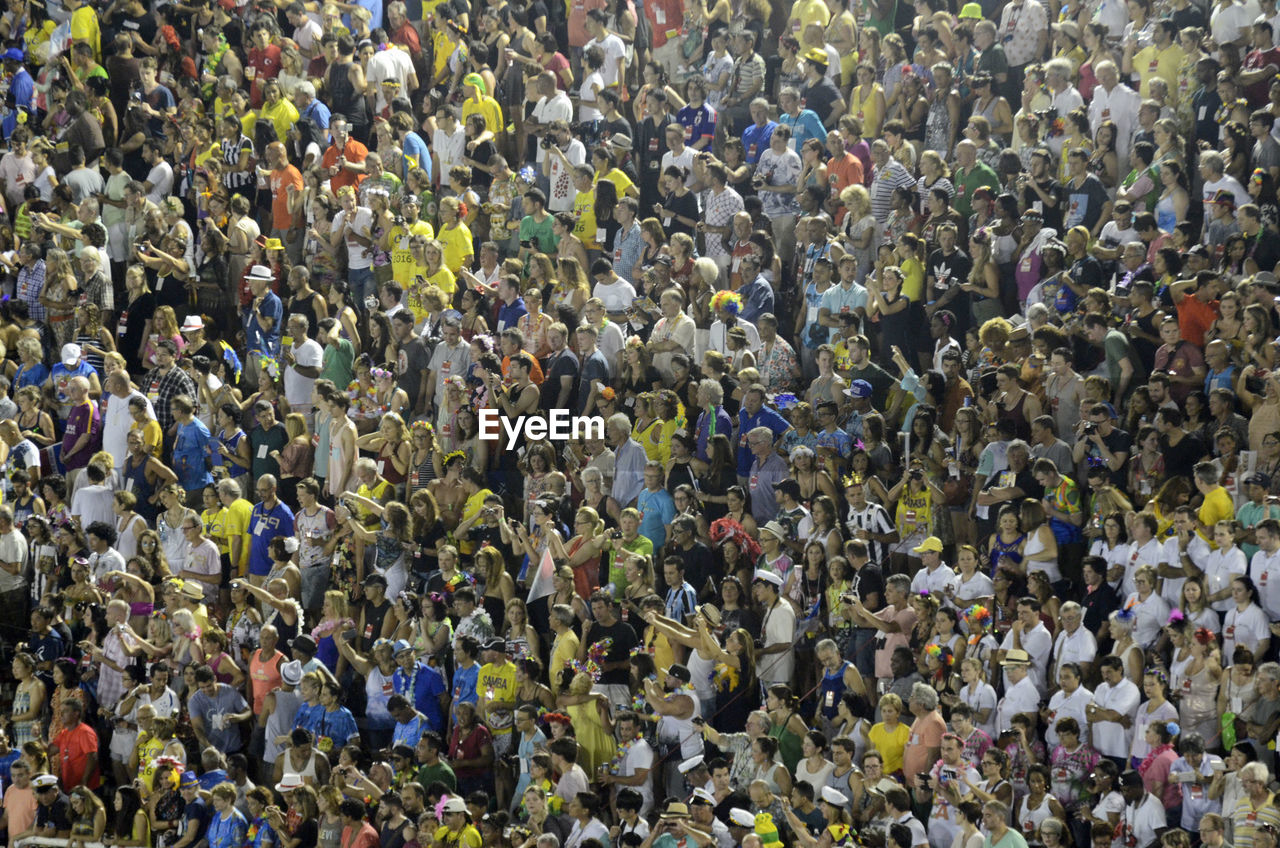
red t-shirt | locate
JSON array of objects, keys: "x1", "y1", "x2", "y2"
[
  {"x1": 544, "y1": 53, "x2": 571, "y2": 90},
  {"x1": 53, "y1": 722, "x2": 100, "y2": 789},
  {"x1": 247, "y1": 44, "x2": 283, "y2": 107}
]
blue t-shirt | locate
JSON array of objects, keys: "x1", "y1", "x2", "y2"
[
  {"x1": 206, "y1": 808, "x2": 247, "y2": 848},
  {"x1": 173, "y1": 418, "x2": 212, "y2": 491},
  {"x1": 248, "y1": 500, "x2": 295, "y2": 576},
  {"x1": 496, "y1": 296, "x2": 528, "y2": 333},
  {"x1": 4, "y1": 68, "x2": 33, "y2": 139},
  {"x1": 637, "y1": 487, "x2": 676, "y2": 549},
  {"x1": 676, "y1": 103, "x2": 717, "y2": 147},
  {"x1": 301, "y1": 99, "x2": 331, "y2": 131},
  {"x1": 13, "y1": 361, "x2": 48, "y2": 390},
  {"x1": 451, "y1": 663, "x2": 479, "y2": 721},
  {"x1": 245, "y1": 292, "x2": 283, "y2": 356},
  {"x1": 741, "y1": 120, "x2": 777, "y2": 164},
  {"x1": 396, "y1": 661, "x2": 448, "y2": 733},
  {"x1": 779, "y1": 108, "x2": 826, "y2": 153},
  {"x1": 316, "y1": 706, "x2": 359, "y2": 748},
  {"x1": 401, "y1": 131, "x2": 430, "y2": 181}
]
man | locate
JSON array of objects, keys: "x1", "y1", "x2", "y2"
[
  {"x1": 1083, "y1": 314, "x2": 1138, "y2": 404},
  {"x1": 543, "y1": 119, "x2": 586, "y2": 214},
  {"x1": 981, "y1": 801, "x2": 1026, "y2": 848},
  {"x1": 600, "y1": 711, "x2": 653, "y2": 816},
  {"x1": 262, "y1": 141, "x2": 303, "y2": 263},
  {"x1": 1051, "y1": 602, "x2": 1097, "y2": 684},
  {"x1": 1120, "y1": 769, "x2": 1171, "y2": 848},
  {"x1": 750, "y1": 570, "x2": 796, "y2": 690},
  {"x1": 50, "y1": 698, "x2": 99, "y2": 788},
  {"x1": 540, "y1": 322, "x2": 579, "y2": 413},
  {"x1": 919, "y1": 733, "x2": 982, "y2": 848},
  {"x1": 997, "y1": 595, "x2": 1055, "y2": 693},
  {"x1": 867, "y1": 139, "x2": 915, "y2": 223},
  {"x1": 189, "y1": 665, "x2": 252, "y2": 755},
  {"x1": 995, "y1": 649, "x2": 1041, "y2": 732},
  {"x1": 1201, "y1": 150, "x2": 1251, "y2": 207},
  {"x1": 181, "y1": 518, "x2": 221, "y2": 606},
  {"x1": 84, "y1": 520, "x2": 125, "y2": 587},
  {"x1": 577, "y1": 591, "x2": 637, "y2": 706},
  {"x1": 0, "y1": 505, "x2": 27, "y2": 625},
  {"x1": 4, "y1": 759, "x2": 39, "y2": 845},
  {"x1": 648, "y1": 290, "x2": 696, "y2": 376},
  {"x1": 100, "y1": 372, "x2": 149, "y2": 469},
  {"x1": 777, "y1": 85, "x2": 827, "y2": 155},
  {"x1": 423, "y1": 318, "x2": 470, "y2": 416},
  {"x1": 1030, "y1": 416, "x2": 1074, "y2": 475},
  {"x1": 745, "y1": 426, "x2": 790, "y2": 525},
  {"x1": 247, "y1": 475, "x2": 295, "y2": 586},
  {"x1": 71, "y1": 465, "x2": 115, "y2": 530},
  {"x1": 1087, "y1": 656, "x2": 1142, "y2": 766},
  {"x1": 16, "y1": 774, "x2": 70, "y2": 844},
  {"x1": 885, "y1": 786, "x2": 928, "y2": 848},
  {"x1": 59, "y1": 375, "x2": 100, "y2": 473},
  {"x1": 1071, "y1": 403, "x2": 1132, "y2": 488},
  {"x1": 908, "y1": 537, "x2": 956, "y2": 601},
  {"x1": 952, "y1": 140, "x2": 1000, "y2": 221},
  {"x1": 903, "y1": 682, "x2": 946, "y2": 781},
  {"x1": 638, "y1": 466, "x2": 677, "y2": 552}
]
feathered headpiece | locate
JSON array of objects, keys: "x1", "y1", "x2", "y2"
[
  {"x1": 1114, "y1": 606, "x2": 1136, "y2": 625},
  {"x1": 709, "y1": 517, "x2": 762, "y2": 562},
  {"x1": 710, "y1": 290, "x2": 742, "y2": 315},
  {"x1": 1167, "y1": 609, "x2": 1185, "y2": 625},
  {"x1": 625, "y1": 335, "x2": 645, "y2": 349},
  {"x1": 543, "y1": 712, "x2": 572, "y2": 726},
  {"x1": 259, "y1": 356, "x2": 280, "y2": 380},
  {"x1": 1194, "y1": 626, "x2": 1216, "y2": 645}
]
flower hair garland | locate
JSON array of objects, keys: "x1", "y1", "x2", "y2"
[
  {"x1": 924, "y1": 643, "x2": 954, "y2": 665},
  {"x1": 1194, "y1": 626, "x2": 1215, "y2": 645},
  {"x1": 371, "y1": 367, "x2": 393, "y2": 380},
  {"x1": 709, "y1": 290, "x2": 742, "y2": 315},
  {"x1": 411, "y1": 420, "x2": 434, "y2": 433},
  {"x1": 569, "y1": 658, "x2": 601, "y2": 681}
]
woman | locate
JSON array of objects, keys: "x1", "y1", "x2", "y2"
[
  {"x1": 1014, "y1": 765, "x2": 1065, "y2": 845},
  {"x1": 1088, "y1": 121, "x2": 1120, "y2": 189},
  {"x1": 1128, "y1": 427, "x2": 1166, "y2": 507},
  {"x1": 66, "y1": 786, "x2": 107, "y2": 848},
  {"x1": 206, "y1": 784, "x2": 248, "y2": 848},
  {"x1": 1047, "y1": 716, "x2": 1099, "y2": 815},
  {"x1": 1130, "y1": 669, "x2": 1179, "y2": 767},
  {"x1": 9, "y1": 652, "x2": 44, "y2": 745},
  {"x1": 1224, "y1": 575, "x2": 1271, "y2": 661},
  {"x1": 1205, "y1": 521, "x2": 1248, "y2": 615},
  {"x1": 1078, "y1": 760, "x2": 1124, "y2": 838},
  {"x1": 865, "y1": 693, "x2": 910, "y2": 776},
  {"x1": 1155, "y1": 160, "x2": 1190, "y2": 234},
  {"x1": 849, "y1": 62, "x2": 886, "y2": 140},
  {"x1": 109, "y1": 786, "x2": 150, "y2": 848},
  {"x1": 448, "y1": 701, "x2": 495, "y2": 795},
  {"x1": 1138, "y1": 721, "x2": 1181, "y2": 812},
  {"x1": 964, "y1": 748, "x2": 1014, "y2": 809},
  {"x1": 1177, "y1": 626, "x2": 1224, "y2": 743}
]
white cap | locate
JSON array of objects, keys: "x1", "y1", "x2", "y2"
[
  {"x1": 820, "y1": 786, "x2": 849, "y2": 806},
  {"x1": 32, "y1": 774, "x2": 59, "y2": 789},
  {"x1": 729, "y1": 809, "x2": 756, "y2": 827},
  {"x1": 60, "y1": 343, "x2": 81, "y2": 367},
  {"x1": 689, "y1": 788, "x2": 716, "y2": 805},
  {"x1": 752, "y1": 569, "x2": 783, "y2": 588},
  {"x1": 181, "y1": 315, "x2": 205, "y2": 333},
  {"x1": 246, "y1": 264, "x2": 274, "y2": 281},
  {"x1": 678, "y1": 754, "x2": 705, "y2": 774}
]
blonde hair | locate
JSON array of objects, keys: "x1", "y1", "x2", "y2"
[
  {"x1": 575, "y1": 506, "x2": 604, "y2": 537},
  {"x1": 285, "y1": 412, "x2": 308, "y2": 441},
  {"x1": 878, "y1": 692, "x2": 904, "y2": 713},
  {"x1": 323, "y1": 589, "x2": 349, "y2": 621}
]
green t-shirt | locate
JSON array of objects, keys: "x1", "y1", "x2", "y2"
[
  {"x1": 519, "y1": 213, "x2": 557, "y2": 254},
  {"x1": 321, "y1": 338, "x2": 355, "y2": 387},
  {"x1": 607, "y1": 535, "x2": 654, "y2": 597},
  {"x1": 953, "y1": 162, "x2": 1000, "y2": 219},
  {"x1": 416, "y1": 760, "x2": 457, "y2": 793}
]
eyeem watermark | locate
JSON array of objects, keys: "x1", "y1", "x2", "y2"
[{"x1": 478, "y1": 409, "x2": 605, "y2": 450}]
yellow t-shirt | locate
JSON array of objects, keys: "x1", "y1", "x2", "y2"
[
  {"x1": 598, "y1": 168, "x2": 635, "y2": 198},
  {"x1": 788, "y1": 0, "x2": 830, "y2": 34},
  {"x1": 1198, "y1": 486, "x2": 1236, "y2": 547},
  {"x1": 433, "y1": 825, "x2": 482, "y2": 848},
  {"x1": 70, "y1": 5, "x2": 101, "y2": 60},
  {"x1": 1133, "y1": 44, "x2": 1186, "y2": 104},
  {"x1": 461, "y1": 95, "x2": 504, "y2": 135},
  {"x1": 203, "y1": 506, "x2": 229, "y2": 556},
  {"x1": 900, "y1": 256, "x2": 925, "y2": 303},
  {"x1": 388, "y1": 220, "x2": 435, "y2": 287},
  {"x1": 130, "y1": 419, "x2": 163, "y2": 457},
  {"x1": 477, "y1": 660, "x2": 518, "y2": 735},
  {"x1": 549, "y1": 630, "x2": 580, "y2": 695},
  {"x1": 867, "y1": 720, "x2": 910, "y2": 774},
  {"x1": 572, "y1": 190, "x2": 599, "y2": 250},
  {"x1": 437, "y1": 222, "x2": 473, "y2": 273},
  {"x1": 458, "y1": 487, "x2": 492, "y2": 555},
  {"x1": 895, "y1": 488, "x2": 932, "y2": 537},
  {"x1": 224, "y1": 498, "x2": 253, "y2": 576},
  {"x1": 257, "y1": 98, "x2": 300, "y2": 146}
]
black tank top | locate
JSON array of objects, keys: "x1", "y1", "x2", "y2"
[{"x1": 328, "y1": 61, "x2": 365, "y2": 127}]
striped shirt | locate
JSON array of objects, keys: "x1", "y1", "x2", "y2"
[
  {"x1": 221, "y1": 134, "x2": 255, "y2": 191},
  {"x1": 870, "y1": 159, "x2": 916, "y2": 223},
  {"x1": 728, "y1": 53, "x2": 766, "y2": 100},
  {"x1": 845, "y1": 502, "x2": 894, "y2": 566}
]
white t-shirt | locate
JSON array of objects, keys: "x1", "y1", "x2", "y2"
[
  {"x1": 332, "y1": 206, "x2": 375, "y2": 269},
  {"x1": 1090, "y1": 678, "x2": 1141, "y2": 758},
  {"x1": 71, "y1": 483, "x2": 117, "y2": 530},
  {"x1": 592, "y1": 277, "x2": 637, "y2": 313},
  {"x1": 145, "y1": 161, "x2": 174, "y2": 206},
  {"x1": 1205, "y1": 545, "x2": 1248, "y2": 612},
  {"x1": 584, "y1": 33, "x2": 626, "y2": 88},
  {"x1": 619, "y1": 736, "x2": 655, "y2": 815},
  {"x1": 284, "y1": 338, "x2": 324, "y2": 406},
  {"x1": 1045, "y1": 685, "x2": 1093, "y2": 748},
  {"x1": 578, "y1": 71, "x2": 604, "y2": 122},
  {"x1": 532, "y1": 93, "x2": 573, "y2": 165},
  {"x1": 547, "y1": 139, "x2": 587, "y2": 212},
  {"x1": 433, "y1": 126, "x2": 467, "y2": 183}
]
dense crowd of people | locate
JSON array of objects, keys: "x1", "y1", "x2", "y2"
[{"x1": 13, "y1": 0, "x2": 1280, "y2": 846}]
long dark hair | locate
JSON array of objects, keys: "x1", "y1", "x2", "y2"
[{"x1": 113, "y1": 786, "x2": 143, "y2": 838}]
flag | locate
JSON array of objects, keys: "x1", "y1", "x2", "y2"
[{"x1": 526, "y1": 547, "x2": 556, "y2": 604}]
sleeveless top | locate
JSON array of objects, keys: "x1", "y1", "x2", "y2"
[
  {"x1": 209, "y1": 650, "x2": 237, "y2": 685},
  {"x1": 123, "y1": 454, "x2": 157, "y2": 520},
  {"x1": 687, "y1": 648, "x2": 717, "y2": 703},
  {"x1": 267, "y1": 606, "x2": 300, "y2": 653},
  {"x1": 366, "y1": 665, "x2": 395, "y2": 725},
  {"x1": 314, "y1": 411, "x2": 331, "y2": 479},
  {"x1": 1023, "y1": 530, "x2": 1061, "y2": 583},
  {"x1": 989, "y1": 533, "x2": 1026, "y2": 576},
  {"x1": 819, "y1": 661, "x2": 851, "y2": 720},
  {"x1": 1017, "y1": 793, "x2": 1054, "y2": 845},
  {"x1": 327, "y1": 419, "x2": 351, "y2": 497},
  {"x1": 117, "y1": 512, "x2": 145, "y2": 559},
  {"x1": 378, "y1": 442, "x2": 406, "y2": 485},
  {"x1": 657, "y1": 688, "x2": 703, "y2": 758},
  {"x1": 1155, "y1": 192, "x2": 1177, "y2": 233},
  {"x1": 328, "y1": 61, "x2": 364, "y2": 126},
  {"x1": 214, "y1": 429, "x2": 248, "y2": 479},
  {"x1": 73, "y1": 331, "x2": 105, "y2": 374},
  {"x1": 265, "y1": 688, "x2": 302, "y2": 763}
]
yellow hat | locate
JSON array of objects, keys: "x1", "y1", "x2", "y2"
[
  {"x1": 803, "y1": 47, "x2": 828, "y2": 66},
  {"x1": 258, "y1": 236, "x2": 284, "y2": 251},
  {"x1": 912, "y1": 536, "x2": 944, "y2": 553}
]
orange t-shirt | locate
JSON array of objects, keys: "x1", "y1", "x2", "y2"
[
  {"x1": 901, "y1": 709, "x2": 947, "y2": 779},
  {"x1": 321, "y1": 140, "x2": 369, "y2": 193},
  {"x1": 270, "y1": 164, "x2": 303, "y2": 231},
  {"x1": 1177, "y1": 294, "x2": 1219, "y2": 349}
]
